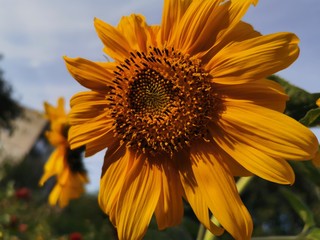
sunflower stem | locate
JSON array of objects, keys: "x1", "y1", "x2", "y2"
[
  {"x1": 196, "y1": 224, "x2": 206, "y2": 240},
  {"x1": 236, "y1": 176, "x2": 254, "y2": 193},
  {"x1": 197, "y1": 176, "x2": 254, "y2": 240}
]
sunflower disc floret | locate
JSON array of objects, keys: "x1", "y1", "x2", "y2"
[{"x1": 109, "y1": 47, "x2": 220, "y2": 156}]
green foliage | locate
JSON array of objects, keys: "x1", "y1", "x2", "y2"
[
  {"x1": 299, "y1": 108, "x2": 320, "y2": 127},
  {"x1": 280, "y1": 187, "x2": 315, "y2": 232},
  {"x1": 0, "y1": 159, "x2": 199, "y2": 240},
  {"x1": 0, "y1": 182, "x2": 117, "y2": 240},
  {"x1": 306, "y1": 228, "x2": 320, "y2": 240},
  {"x1": 268, "y1": 75, "x2": 320, "y2": 121},
  {"x1": 291, "y1": 161, "x2": 320, "y2": 187}
]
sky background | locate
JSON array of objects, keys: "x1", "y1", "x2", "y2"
[{"x1": 1, "y1": 0, "x2": 320, "y2": 192}]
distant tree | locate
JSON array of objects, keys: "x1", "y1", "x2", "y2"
[{"x1": 0, "y1": 55, "x2": 22, "y2": 132}]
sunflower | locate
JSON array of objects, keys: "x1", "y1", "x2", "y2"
[
  {"x1": 39, "y1": 98, "x2": 88, "y2": 208},
  {"x1": 64, "y1": 0, "x2": 318, "y2": 239}
]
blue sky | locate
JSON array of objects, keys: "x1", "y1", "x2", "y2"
[{"x1": 1, "y1": 0, "x2": 320, "y2": 192}]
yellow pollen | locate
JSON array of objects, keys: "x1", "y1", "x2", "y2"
[{"x1": 108, "y1": 47, "x2": 220, "y2": 156}]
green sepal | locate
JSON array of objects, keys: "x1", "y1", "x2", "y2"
[{"x1": 299, "y1": 108, "x2": 320, "y2": 127}]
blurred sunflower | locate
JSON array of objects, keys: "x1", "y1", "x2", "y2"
[
  {"x1": 64, "y1": 0, "x2": 318, "y2": 239},
  {"x1": 39, "y1": 98, "x2": 88, "y2": 208}
]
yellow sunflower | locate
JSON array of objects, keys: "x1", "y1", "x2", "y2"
[
  {"x1": 64, "y1": 0, "x2": 318, "y2": 239},
  {"x1": 39, "y1": 97, "x2": 88, "y2": 208}
]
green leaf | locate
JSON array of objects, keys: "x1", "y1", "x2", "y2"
[
  {"x1": 280, "y1": 187, "x2": 315, "y2": 229},
  {"x1": 268, "y1": 75, "x2": 320, "y2": 121},
  {"x1": 306, "y1": 228, "x2": 320, "y2": 240},
  {"x1": 299, "y1": 108, "x2": 320, "y2": 127},
  {"x1": 291, "y1": 161, "x2": 320, "y2": 187}
]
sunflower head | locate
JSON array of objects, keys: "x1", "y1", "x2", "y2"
[
  {"x1": 110, "y1": 47, "x2": 224, "y2": 157},
  {"x1": 64, "y1": 0, "x2": 318, "y2": 239},
  {"x1": 39, "y1": 97, "x2": 88, "y2": 208}
]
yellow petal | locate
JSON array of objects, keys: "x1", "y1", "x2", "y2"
[
  {"x1": 68, "y1": 91, "x2": 114, "y2": 156},
  {"x1": 39, "y1": 146, "x2": 65, "y2": 186},
  {"x1": 69, "y1": 91, "x2": 108, "y2": 125},
  {"x1": 44, "y1": 97, "x2": 67, "y2": 121},
  {"x1": 211, "y1": 124, "x2": 296, "y2": 184},
  {"x1": 46, "y1": 131, "x2": 67, "y2": 146},
  {"x1": 117, "y1": 14, "x2": 149, "y2": 53},
  {"x1": 207, "y1": 32, "x2": 299, "y2": 84},
  {"x1": 172, "y1": 0, "x2": 255, "y2": 55},
  {"x1": 48, "y1": 184, "x2": 62, "y2": 206},
  {"x1": 64, "y1": 56, "x2": 114, "y2": 93},
  {"x1": 154, "y1": 161, "x2": 184, "y2": 230},
  {"x1": 179, "y1": 160, "x2": 225, "y2": 236},
  {"x1": 160, "y1": 0, "x2": 192, "y2": 45},
  {"x1": 84, "y1": 128, "x2": 118, "y2": 157},
  {"x1": 199, "y1": 21, "x2": 261, "y2": 64},
  {"x1": 221, "y1": 103, "x2": 318, "y2": 160},
  {"x1": 190, "y1": 141, "x2": 253, "y2": 240},
  {"x1": 115, "y1": 153, "x2": 161, "y2": 240},
  {"x1": 94, "y1": 18, "x2": 132, "y2": 61},
  {"x1": 216, "y1": 79, "x2": 288, "y2": 112},
  {"x1": 170, "y1": 0, "x2": 222, "y2": 53},
  {"x1": 68, "y1": 113, "x2": 115, "y2": 156},
  {"x1": 99, "y1": 145, "x2": 127, "y2": 219},
  {"x1": 50, "y1": 168, "x2": 88, "y2": 208},
  {"x1": 209, "y1": 139, "x2": 252, "y2": 177},
  {"x1": 148, "y1": 25, "x2": 161, "y2": 47},
  {"x1": 213, "y1": 0, "x2": 258, "y2": 45},
  {"x1": 312, "y1": 148, "x2": 320, "y2": 167}
]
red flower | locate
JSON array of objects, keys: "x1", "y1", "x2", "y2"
[
  {"x1": 18, "y1": 223, "x2": 28, "y2": 232},
  {"x1": 69, "y1": 232, "x2": 82, "y2": 240},
  {"x1": 15, "y1": 187, "x2": 31, "y2": 200}
]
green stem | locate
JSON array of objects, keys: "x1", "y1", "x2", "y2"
[
  {"x1": 236, "y1": 176, "x2": 254, "y2": 193},
  {"x1": 196, "y1": 224, "x2": 206, "y2": 240},
  {"x1": 197, "y1": 176, "x2": 254, "y2": 240}
]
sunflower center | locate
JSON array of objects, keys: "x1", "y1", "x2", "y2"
[
  {"x1": 108, "y1": 47, "x2": 221, "y2": 156},
  {"x1": 128, "y1": 69, "x2": 174, "y2": 115}
]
